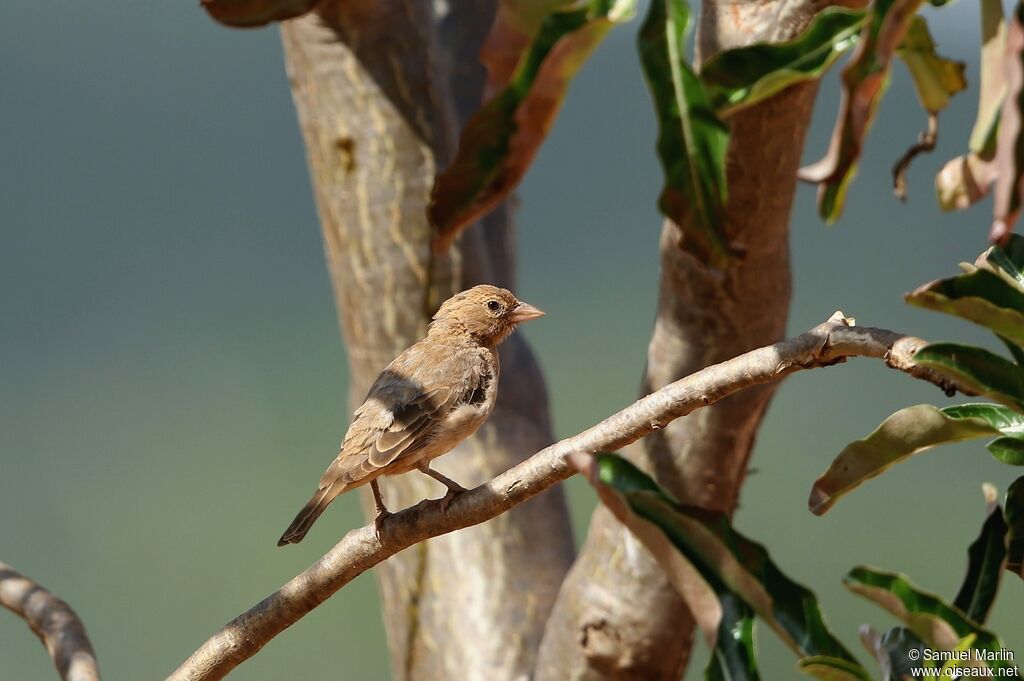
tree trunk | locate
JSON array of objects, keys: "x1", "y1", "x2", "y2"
[
  {"x1": 534, "y1": 2, "x2": 831, "y2": 677},
  {"x1": 280, "y1": 3, "x2": 574, "y2": 679}
]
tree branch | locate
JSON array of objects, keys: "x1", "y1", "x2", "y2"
[
  {"x1": 167, "y1": 313, "x2": 967, "y2": 681},
  {"x1": 0, "y1": 562, "x2": 100, "y2": 681}
]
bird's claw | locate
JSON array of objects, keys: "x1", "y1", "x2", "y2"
[
  {"x1": 373, "y1": 508, "x2": 393, "y2": 540},
  {"x1": 439, "y1": 485, "x2": 466, "y2": 515}
]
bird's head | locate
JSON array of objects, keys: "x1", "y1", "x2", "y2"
[{"x1": 431, "y1": 284, "x2": 544, "y2": 345}]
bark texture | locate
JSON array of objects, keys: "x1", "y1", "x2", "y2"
[
  {"x1": 279, "y1": 3, "x2": 573, "y2": 680},
  {"x1": 535, "y1": 3, "x2": 832, "y2": 677},
  {"x1": 0, "y1": 561, "x2": 100, "y2": 681}
]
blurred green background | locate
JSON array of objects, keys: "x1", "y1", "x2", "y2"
[{"x1": 2, "y1": 1, "x2": 1022, "y2": 678}]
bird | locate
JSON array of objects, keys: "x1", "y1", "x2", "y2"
[{"x1": 277, "y1": 284, "x2": 545, "y2": 546}]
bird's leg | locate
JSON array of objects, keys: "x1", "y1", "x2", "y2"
[
  {"x1": 417, "y1": 462, "x2": 467, "y2": 514},
  {"x1": 370, "y1": 479, "x2": 391, "y2": 536}
]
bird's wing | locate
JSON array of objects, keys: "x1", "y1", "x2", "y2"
[{"x1": 320, "y1": 345, "x2": 493, "y2": 486}]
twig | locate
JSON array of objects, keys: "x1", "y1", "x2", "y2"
[
  {"x1": 0, "y1": 562, "x2": 100, "y2": 681},
  {"x1": 167, "y1": 313, "x2": 969, "y2": 681},
  {"x1": 892, "y1": 113, "x2": 939, "y2": 202}
]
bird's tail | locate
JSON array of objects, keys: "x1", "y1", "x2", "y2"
[{"x1": 277, "y1": 486, "x2": 335, "y2": 546}]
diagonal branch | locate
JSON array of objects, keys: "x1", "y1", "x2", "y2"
[
  {"x1": 167, "y1": 313, "x2": 969, "y2": 681},
  {"x1": 0, "y1": 562, "x2": 100, "y2": 681}
]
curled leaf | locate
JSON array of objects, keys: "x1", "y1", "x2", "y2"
[
  {"x1": 429, "y1": 0, "x2": 636, "y2": 252},
  {"x1": 936, "y1": 0, "x2": 1006, "y2": 211},
  {"x1": 897, "y1": 16, "x2": 967, "y2": 115},
  {"x1": 845, "y1": 567, "x2": 1018, "y2": 675},
  {"x1": 700, "y1": 8, "x2": 865, "y2": 116},
  {"x1": 639, "y1": 0, "x2": 731, "y2": 262},
  {"x1": 892, "y1": 17, "x2": 965, "y2": 200},
  {"x1": 480, "y1": 0, "x2": 571, "y2": 91},
  {"x1": 810, "y1": 404, "x2": 1010, "y2": 515},
  {"x1": 937, "y1": 153, "x2": 1000, "y2": 210},
  {"x1": 799, "y1": 0, "x2": 926, "y2": 222},
  {"x1": 905, "y1": 267, "x2": 1024, "y2": 346},
  {"x1": 201, "y1": 0, "x2": 321, "y2": 27}
]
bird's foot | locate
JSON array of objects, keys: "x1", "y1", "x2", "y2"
[
  {"x1": 373, "y1": 508, "x2": 393, "y2": 540},
  {"x1": 438, "y1": 483, "x2": 467, "y2": 515},
  {"x1": 418, "y1": 464, "x2": 468, "y2": 515}
]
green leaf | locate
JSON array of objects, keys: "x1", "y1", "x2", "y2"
[
  {"x1": 999, "y1": 335, "x2": 1024, "y2": 365},
  {"x1": 810, "y1": 404, "x2": 1009, "y2": 515},
  {"x1": 897, "y1": 16, "x2": 966, "y2": 114},
  {"x1": 200, "y1": 0, "x2": 321, "y2": 27},
  {"x1": 939, "y1": 634, "x2": 987, "y2": 678},
  {"x1": 936, "y1": 0, "x2": 1005, "y2": 211},
  {"x1": 700, "y1": 8, "x2": 864, "y2": 116},
  {"x1": 942, "y1": 402, "x2": 1024, "y2": 431},
  {"x1": 942, "y1": 403, "x2": 1024, "y2": 463},
  {"x1": 991, "y1": 1, "x2": 1024, "y2": 243},
  {"x1": 988, "y1": 436, "x2": 1024, "y2": 464},
  {"x1": 980, "y1": 233, "x2": 1024, "y2": 289},
  {"x1": 953, "y1": 486, "x2": 1008, "y2": 623},
  {"x1": 797, "y1": 656, "x2": 872, "y2": 681},
  {"x1": 1006, "y1": 476, "x2": 1024, "y2": 577},
  {"x1": 478, "y1": 0, "x2": 574, "y2": 94},
  {"x1": 573, "y1": 452, "x2": 870, "y2": 680},
  {"x1": 638, "y1": 0, "x2": 731, "y2": 263},
  {"x1": 799, "y1": 0, "x2": 926, "y2": 222},
  {"x1": 706, "y1": 595, "x2": 761, "y2": 681},
  {"x1": 914, "y1": 342, "x2": 1024, "y2": 411},
  {"x1": 429, "y1": 0, "x2": 636, "y2": 252},
  {"x1": 845, "y1": 567, "x2": 1018, "y2": 676},
  {"x1": 906, "y1": 269, "x2": 1024, "y2": 346}
]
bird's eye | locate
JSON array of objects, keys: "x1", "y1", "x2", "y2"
[{"x1": 486, "y1": 300, "x2": 501, "y2": 313}]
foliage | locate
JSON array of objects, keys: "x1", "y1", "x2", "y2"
[
  {"x1": 575, "y1": 452, "x2": 1019, "y2": 680},
  {"x1": 428, "y1": 0, "x2": 637, "y2": 252},
  {"x1": 812, "y1": 235, "x2": 1024, "y2": 589},
  {"x1": 637, "y1": 0, "x2": 731, "y2": 262},
  {"x1": 425, "y1": 0, "x2": 982, "y2": 257},
  {"x1": 201, "y1": 0, "x2": 1024, "y2": 265}
]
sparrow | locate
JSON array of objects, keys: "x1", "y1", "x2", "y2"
[{"x1": 277, "y1": 284, "x2": 545, "y2": 546}]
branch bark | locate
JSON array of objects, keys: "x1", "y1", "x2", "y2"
[
  {"x1": 534, "y1": 1, "x2": 860, "y2": 676},
  {"x1": 168, "y1": 314, "x2": 968, "y2": 681},
  {"x1": 278, "y1": 3, "x2": 572, "y2": 679},
  {"x1": 0, "y1": 561, "x2": 100, "y2": 681}
]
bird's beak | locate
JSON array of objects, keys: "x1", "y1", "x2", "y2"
[{"x1": 510, "y1": 301, "x2": 545, "y2": 323}]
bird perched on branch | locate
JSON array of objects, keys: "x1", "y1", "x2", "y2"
[{"x1": 277, "y1": 284, "x2": 545, "y2": 546}]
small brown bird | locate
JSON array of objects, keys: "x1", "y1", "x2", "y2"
[{"x1": 277, "y1": 284, "x2": 544, "y2": 546}]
